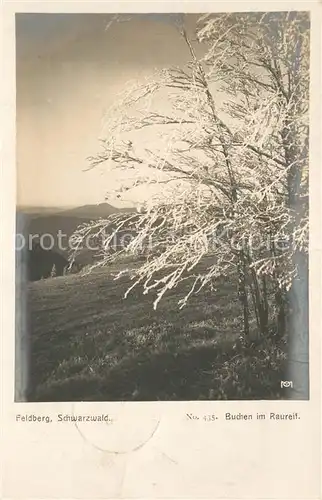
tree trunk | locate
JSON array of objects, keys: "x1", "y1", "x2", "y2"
[
  {"x1": 275, "y1": 287, "x2": 286, "y2": 338},
  {"x1": 287, "y1": 250, "x2": 309, "y2": 399},
  {"x1": 269, "y1": 234, "x2": 286, "y2": 338},
  {"x1": 281, "y1": 91, "x2": 309, "y2": 397},
  {"x1": 246, "y1": 252, "x2": 269, "y2": 338},
  {"x1": 237, "y1": 255, "x2": 250, "y2": 341},
  {"x1": 282, "y1": 123, "x2": 309, "y2": 399}
]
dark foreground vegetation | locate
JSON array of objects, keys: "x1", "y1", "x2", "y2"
[{"x1": 27, "y1": 261, "x2": 288, "y2": 402}]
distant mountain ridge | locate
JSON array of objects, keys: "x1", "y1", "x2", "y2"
[
  {"x1": 16, "y1": 203, "x2": 137, "y2": 268},
  {"x1": 17, "y1": 206, "x2": 70, "y2": 216},
  {"x1": 58, "y1": 203, "x2": 134, "y2": 219},
  {"x1": 17, "y1": 202, "x2": 135, "y2": 219}
]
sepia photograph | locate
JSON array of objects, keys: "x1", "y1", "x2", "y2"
[{"x1": 15, "y1": 11, "x2": 310, "y2": 403}]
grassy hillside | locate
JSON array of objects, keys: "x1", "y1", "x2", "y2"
[{"x1": 27, "y1": 262, "x2": 287, "y2": 401}]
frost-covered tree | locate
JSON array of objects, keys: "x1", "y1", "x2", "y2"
[
  {"x1": 70, "y1": 12, "x2": 309, "y2": 399},
  {"x1": 50, "y1": 263, "x2": 57, "y2": 278}
]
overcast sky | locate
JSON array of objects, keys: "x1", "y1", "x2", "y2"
[{"x1": 16, "y1": 13, "x2": 201, "y2": 209}]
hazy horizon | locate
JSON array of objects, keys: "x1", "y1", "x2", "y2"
[{"x1": 16, "y1": 201, "x2": 127, "y2": 210}]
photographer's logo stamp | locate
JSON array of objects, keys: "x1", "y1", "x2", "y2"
[{"x1": 281, "y1": 381, "x2": 293, "y2": 389}]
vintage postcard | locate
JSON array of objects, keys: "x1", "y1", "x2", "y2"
[{"x1": 1, "y1": 1, "x2": 321, "y2": 499}]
